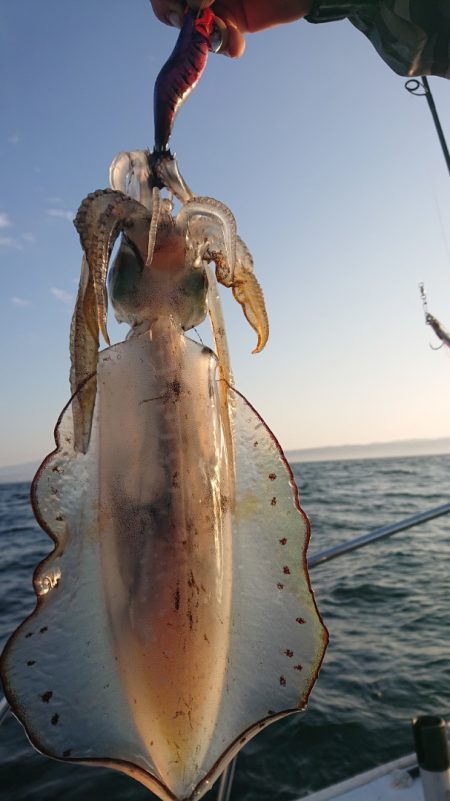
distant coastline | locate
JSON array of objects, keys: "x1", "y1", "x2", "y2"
[
  {"x1": 287, "y1": 436, "x2": 450, "y2": 464},
  {"x1": 1, "y1": 437, "x2": 450, "y2": 483},
  {"x1": 0, "y1": 461, "x2": 40, "y2": 484}
]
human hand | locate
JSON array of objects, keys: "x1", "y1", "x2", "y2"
[{"x1": 149, "y1": 0, "x2": 314, "y2": 57}]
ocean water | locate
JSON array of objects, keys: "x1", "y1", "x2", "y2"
[{"x1": 0, "y1": 453, "x2": 449, "y2": 801}]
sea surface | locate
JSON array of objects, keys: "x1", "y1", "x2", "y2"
[{"x1": 0, "y1": 453, "x2": 449, "y2": 801}]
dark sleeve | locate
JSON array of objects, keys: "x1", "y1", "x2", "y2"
[{"x1": 305, "y1": 1, "x2": 450, "y2": 79}]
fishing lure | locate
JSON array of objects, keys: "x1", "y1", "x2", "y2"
[
  {"x1": 419, "y1": 282, "x2": 450, "y2": 350},
  {"x1": 154, "y1": 4, "x2": 222, "y2": 155},
  {"x1": 0, "y1": 10, "x2": 327, "y2": 801}
]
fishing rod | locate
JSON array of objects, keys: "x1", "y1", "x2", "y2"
[
  {"x1": 405, "y1": 77, "x2": 450, "y2": 177},
  {"x1": 408, "y1": 80, "x2": 450, "y2": 348}
]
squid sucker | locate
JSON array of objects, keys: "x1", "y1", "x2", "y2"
[{"x1": 0, "y1": 151, "x2": 328, "y2": 801}]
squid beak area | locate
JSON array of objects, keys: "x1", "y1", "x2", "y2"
[
  {"x1": 124, "y1": 216, "x2": 184, "y2": 276},
  {"x1": 150, "y1": 152, "x2": 194, "y2": 204},
  {"x1": 147, "y1": 223, "x2": 186, "y2": 276}
]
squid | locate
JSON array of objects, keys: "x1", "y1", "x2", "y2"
[
  {"x1": 1, "y1": 9, "x2": 327, "y2": 801},
  {"x1": 0, "y1": 150, "x2": 327, "y2": 801}
]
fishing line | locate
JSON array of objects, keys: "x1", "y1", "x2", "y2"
[
  {"x1": 421, "y1": 145, "x2": 450, "y2": 270},
  {"x1": 193, "y1": 326, "x2": 205, "y2": 345},
  {"x1": 427, "y1": 165, "x2": 450, "y2": 268}
]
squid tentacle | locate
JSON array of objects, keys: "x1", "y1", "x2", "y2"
[
  {"x1": 212, "y1": 235, "x2": 254, "y2": 287},
  {"x1": 232, "y1": 236, "x2": 268, "y2": 353},
  {"x1": 206, "y1": 235, "x2": 269, "y2": 354},
  {"x1": 232, "y1": 270, "x2": 269, "y2": 354}
]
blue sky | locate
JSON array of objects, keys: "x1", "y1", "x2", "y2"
[{"x1": 1, "y1": 1, "x2": 450, "y2": 468}]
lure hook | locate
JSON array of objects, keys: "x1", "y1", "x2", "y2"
[{"x1": 419, "y1": 283, "x2": 450, "y2": 349}]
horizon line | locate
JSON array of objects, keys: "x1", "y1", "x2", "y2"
[{"x1": 1, "y1": 434, "x2": 450, "y2": 477}]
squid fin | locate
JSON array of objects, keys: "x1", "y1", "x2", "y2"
[
  {"x1": 198, "y1": 382, "x2": 328, "y2": 791},
  {"x1": 0, "y1": 343, "x2": 326, "y2": 801}
]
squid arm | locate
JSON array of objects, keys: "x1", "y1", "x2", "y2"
[
  {"x1": 107, "y1": 151, "x2": 267, "y2": 357},
  {"x1": 74, "y1": 189, "x2": 150, "y2": 345},
  {"x1": 177, "y1": 199, "x2": 268, "y2": 353},
  {"x1": 146, "y1": 187, "x2": 162, "y2": 266},
  {"x1": 176, "y1": 196, "x2": 237, "y2": 281},
  {"x1": 109, "y1": 150, "x2": 154, "y2": 210},
  {"x1": 69, "y1": 255, "x2": 99, "y2": 453},
  {"x1": 71, "y1": 189, "x2": 153, "y2": 452}
]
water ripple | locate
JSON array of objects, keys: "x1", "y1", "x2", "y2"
[{"x1": 0, "y1": 453, "x2": 449, "y2": 799}]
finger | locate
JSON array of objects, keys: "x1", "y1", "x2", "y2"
[
  {"x1": 150, "y1": 0, "x2": 184, "y2": 27},
  {"x1": 220, "y1": 17, "x2": 246, "y2": 58},
  {"x1": 149, "y1": 0, "x2": 246, "y2": 58},
  {"x1": 186, "y1": 0, "x2": 215, "y2": 7}
]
